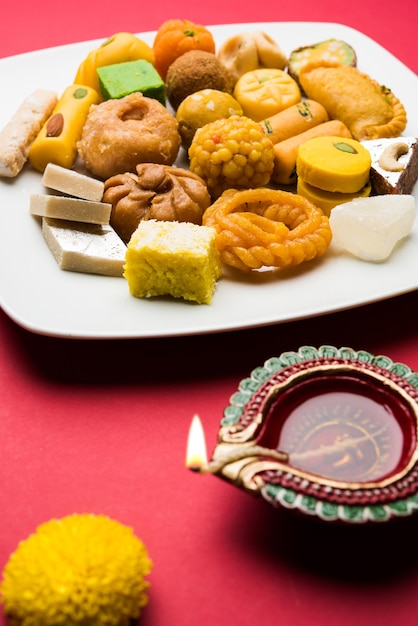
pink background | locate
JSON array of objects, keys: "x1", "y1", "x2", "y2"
[
  {"x1": 0, "y1": 0, "x2": 417, "y2": 74},
  {"x1": 1, "y1": 1, "x2": 418, "y2": 625}
]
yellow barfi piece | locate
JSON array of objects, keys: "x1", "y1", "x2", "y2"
[
  {"x1": 296, "y1": 136, "x2": 371, "y2": 193},
  {"x1": 124, "y1": 220, "x2": 222, "y2": 304},
  {"x1": 28, "y1": 85, "x2": 100, "y2": 173},
  {"x1": 233, "y1": 68, "x2": 301, "y2": 121},
  {"x1": 297, "y1": 177, "x2": 371, "y2": 216},
  {"x1": 74, "y1": 32, "x2": 155, "y2": 95}
]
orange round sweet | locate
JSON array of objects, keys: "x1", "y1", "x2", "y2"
[{"x1": 153, "y1": 19, "x2": 216, "y2": 80}]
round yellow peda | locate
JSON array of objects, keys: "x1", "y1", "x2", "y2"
[
  {"x1": 296, "y1": 136, "x2": 371, "y2": 193},
  {"x1": 233, "y1": 68, "x2": 301, "y2": 121}
]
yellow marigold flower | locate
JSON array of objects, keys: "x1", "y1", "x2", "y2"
[{"x1": 0, "y1": 513, "x2": 152, "y2": 626}]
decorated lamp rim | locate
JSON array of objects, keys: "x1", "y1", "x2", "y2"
[{"x1": 213, "y1": 345, "x2": 418, "y2": 524}]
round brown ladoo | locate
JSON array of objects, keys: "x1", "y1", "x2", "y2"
[{"x1": 165, "y1": 50, "x2": 236, "y2": 111}]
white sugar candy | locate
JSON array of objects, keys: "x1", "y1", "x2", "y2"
[
  {"x1": 42, "y1": 163, "x2": 105, "y2": 201},
  {"x1": 31, "y1": 193, "x2": 111, "y2": 225},
  {"x1": 329, "y1": 194, "x2": 416, "y2": 261},
  {"x1": 42, "y1": 217, "x2": 126, "y2": 276}
]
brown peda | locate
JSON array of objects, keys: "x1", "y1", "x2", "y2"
[{"x1": 299, "y1": 61, "x2": 407, "y2": 141}]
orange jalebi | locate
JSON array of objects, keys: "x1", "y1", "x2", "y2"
[{"x1": 202, "y1": 187, "x2": 332, "y2": 271}]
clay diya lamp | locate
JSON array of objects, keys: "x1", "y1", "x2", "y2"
[{"x1": 187, "y1": 345, "x2": 418, "y2": 523}]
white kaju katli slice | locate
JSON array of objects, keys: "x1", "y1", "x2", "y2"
[
  {"x1": 329, "y1": 194, "x2": 416, "y2": 261},
  {"x1": 31, "y1": 193, "x2": 111, "y2": 225},
  {"x1": 42, "y1": 163, "x2": 105, "y2": 201},
  {"x1": 42, "y1": 217, "x2": 126, "y2": 276}
]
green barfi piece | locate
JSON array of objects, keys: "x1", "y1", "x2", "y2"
[{"x1": 97, "y1": 59, "x2": 165, "y2": 104}]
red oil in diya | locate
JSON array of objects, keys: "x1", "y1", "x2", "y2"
[{"x1": 258, "y1": 370, "x2": 414, "y2": 483}]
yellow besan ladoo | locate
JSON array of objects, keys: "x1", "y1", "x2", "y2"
[
  {"x1": 296, "y1": 135, "x2": 371, "y2": 193},
  {"x1": 74, "y1": 32, "x2": 155, "y2": 95}
]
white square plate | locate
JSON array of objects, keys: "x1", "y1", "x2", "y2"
[{"x1": 0, "y1": 22, "x2": 416, "y2": 338}]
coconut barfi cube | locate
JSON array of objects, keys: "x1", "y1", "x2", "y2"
[{"x1": 124, "y1": 220, "x2": 221, "y2": 304}]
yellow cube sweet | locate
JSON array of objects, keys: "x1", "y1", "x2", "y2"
[{"x1": 124, "y1": 220, "x2": 222, "y2": 304}]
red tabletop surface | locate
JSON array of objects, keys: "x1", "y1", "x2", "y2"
[{"x1": 1, "y1": 1, "x2": 418, "y2": 625}]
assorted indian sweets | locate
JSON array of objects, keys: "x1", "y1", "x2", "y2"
[
  {"x1": 0, "y1": 21, "x2": 417, "y2": 625},
  {"x1": 0, "y1": 20, "x2": 417, "y2": 306}
]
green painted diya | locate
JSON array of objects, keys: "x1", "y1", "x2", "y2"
[{"x1": 204, "y1": 346, "x2": 418, "y2": 524}]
